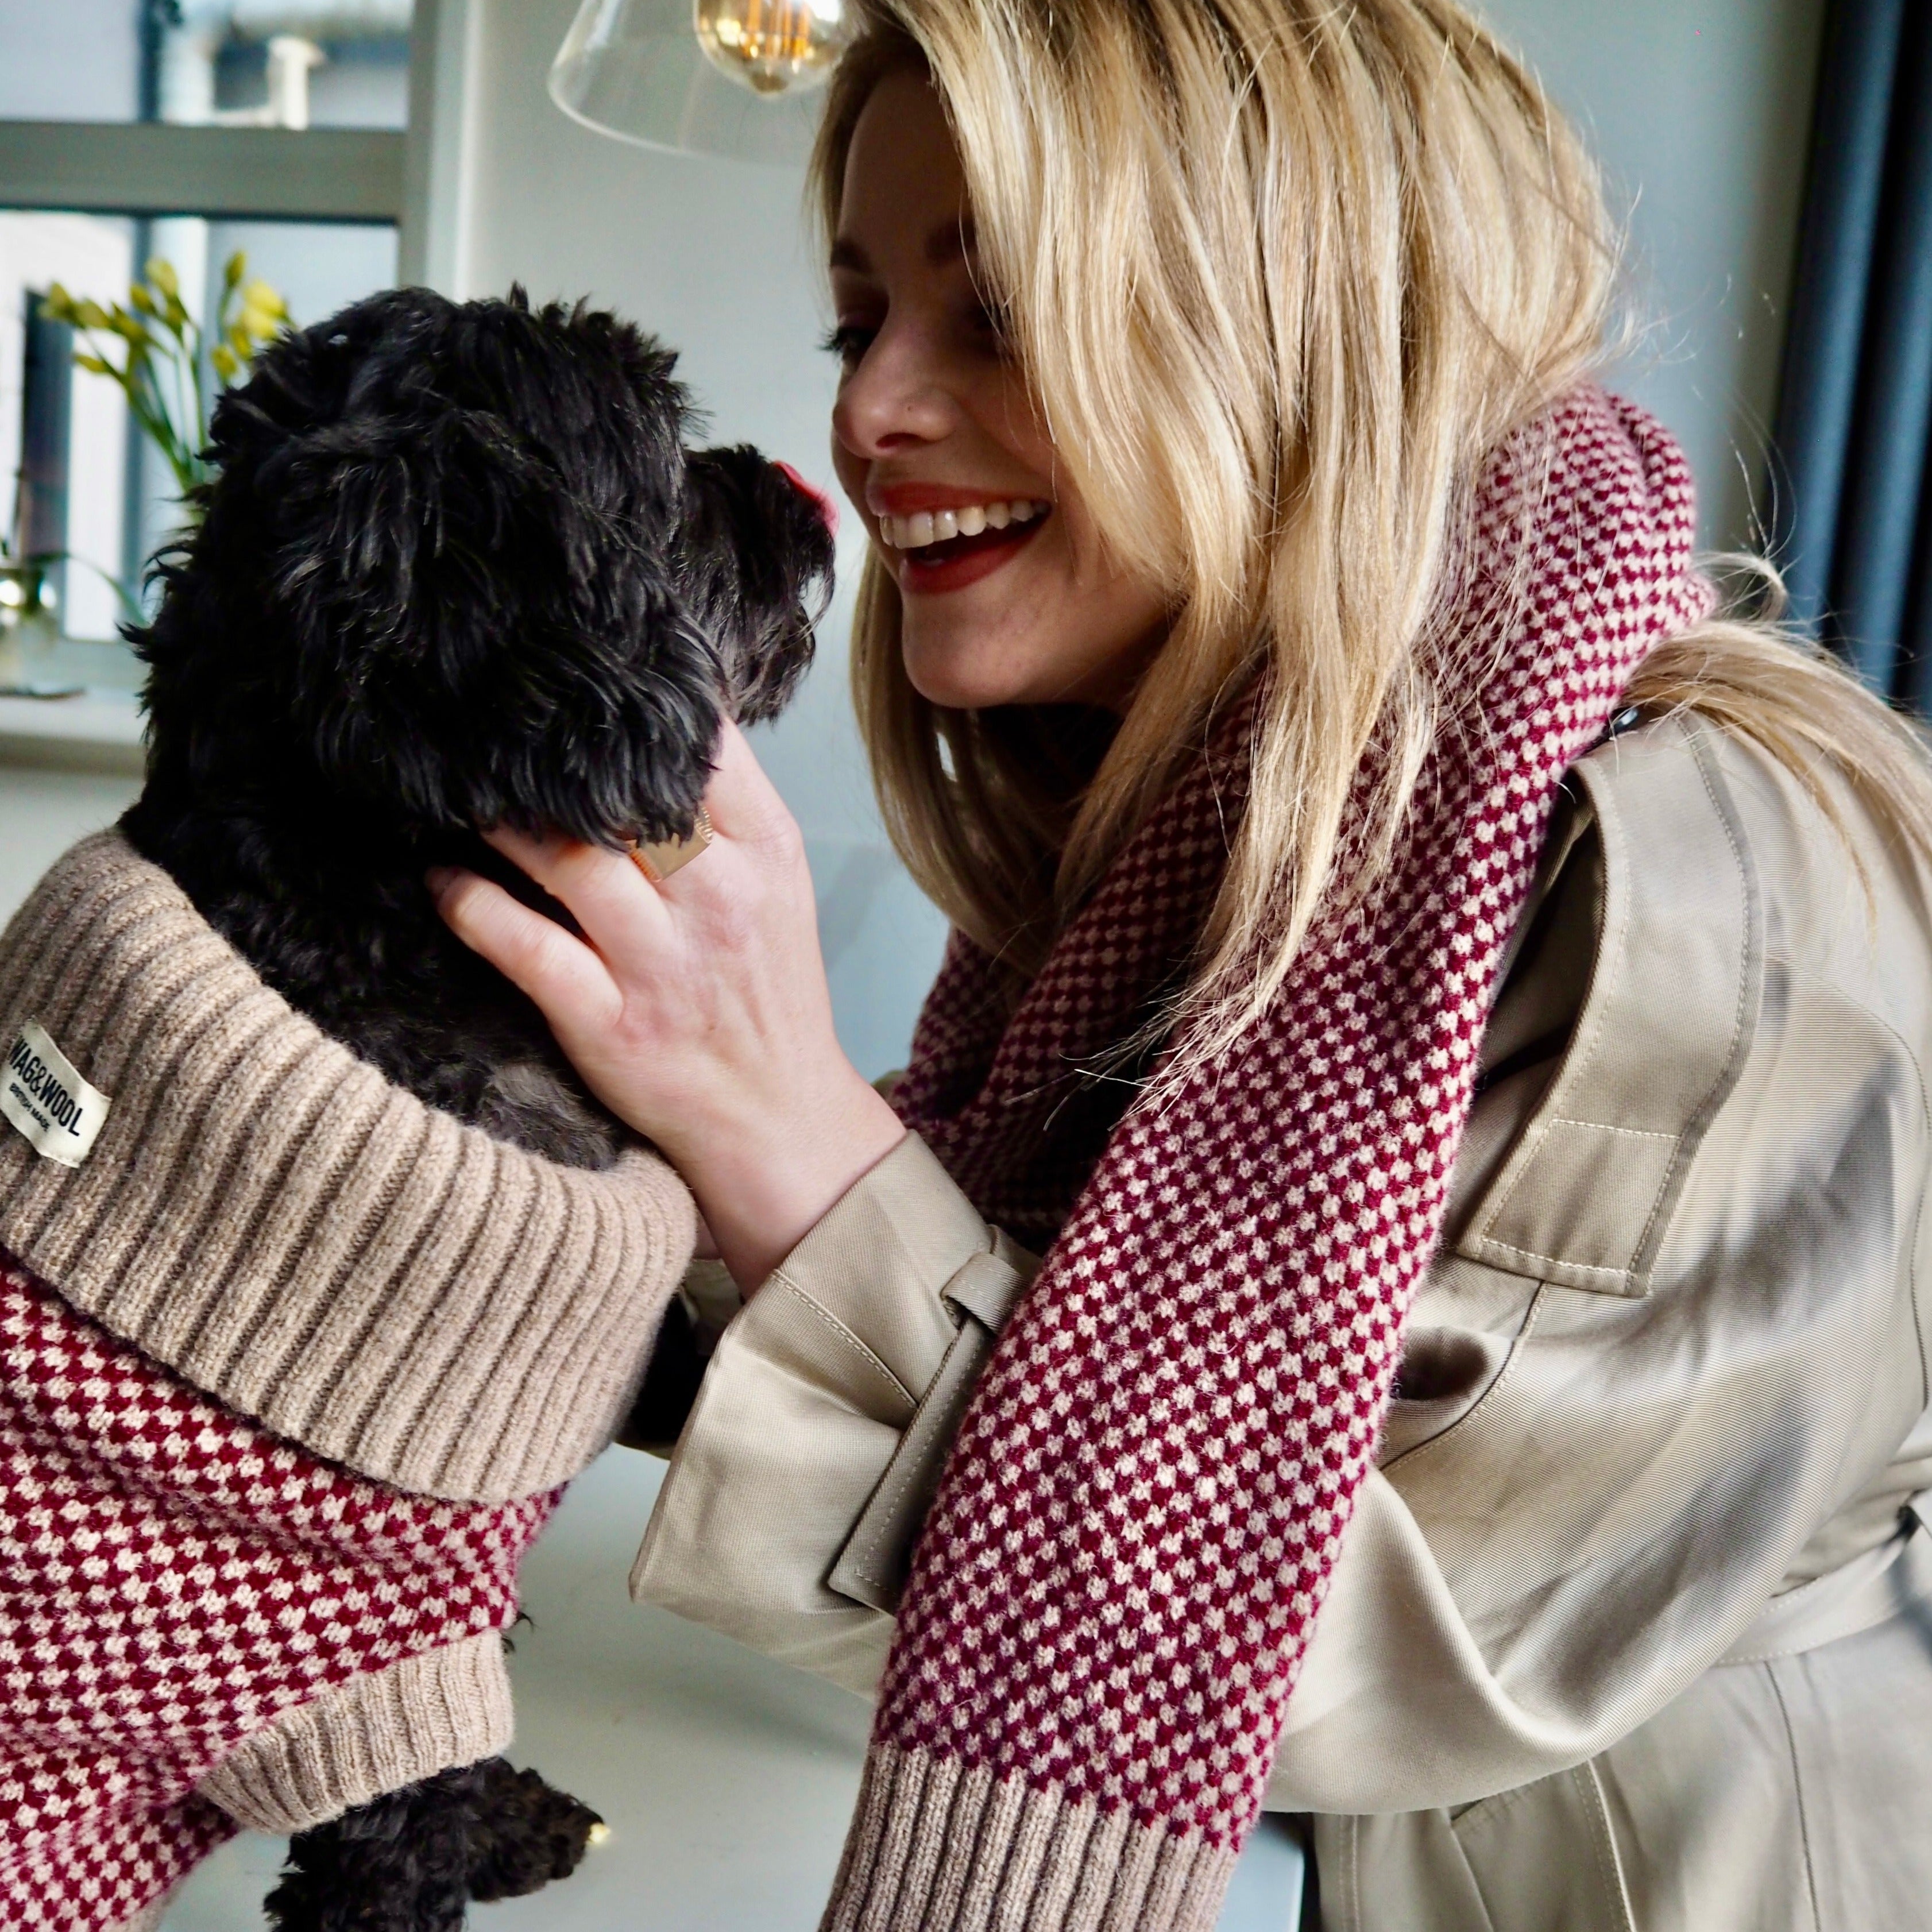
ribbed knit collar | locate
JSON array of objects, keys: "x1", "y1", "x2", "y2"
[{"x1": 0, "y1": 832, "x2": 693, "y2": 1503}]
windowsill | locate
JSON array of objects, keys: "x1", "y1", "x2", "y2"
[{"x1": 0, "y1": 687, "x2": 145, "y2": 774}]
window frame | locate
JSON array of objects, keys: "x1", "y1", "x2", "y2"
[
  {"x1": 0, "y1": 0, "x2": 475, "y2": 290},
  {"x1": 0, "y1": 122, "x2": 403, "y2": 225}
]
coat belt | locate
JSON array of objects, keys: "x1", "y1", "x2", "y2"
[{"x1": 1717, "y1": 1493, "x2": 1932, "y2": 1667}]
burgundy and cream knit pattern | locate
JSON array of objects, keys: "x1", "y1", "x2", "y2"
[
  {"x1": 829, "y1": 389, "x2": 1714, "y2": 1930},
  {"x1": 0, "y1": 1251, "x2": 552, "y2": 1931}
]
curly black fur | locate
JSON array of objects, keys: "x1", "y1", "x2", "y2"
[
  {"x1": 263, "y1": 1755, "x2": 603, "y2": 1932},
  {"x1": 122, "y1": 284, "x2": 833, "y2": 1169},
  {"x1": 463, "y1": 1757, "x2": 605, "y2": 1902},
  {"x1": 117, "y1": 287, "x2": 833, "y2": 1926}
]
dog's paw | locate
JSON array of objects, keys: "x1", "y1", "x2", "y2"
[
  {"x1": 464, "y1": 1756, "x2": 606, "y2": 1901},
  {"x1": 265, "y1": 1771, "x2": 475, "y2": 1932}
]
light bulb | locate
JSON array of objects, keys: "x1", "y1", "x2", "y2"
[{"x1": 693, "y1": 0, "x2": 848, "y2": 97}]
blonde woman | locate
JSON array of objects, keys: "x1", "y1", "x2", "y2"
[{"x1": 433, "y1": 3, "x2": 1932, "y2": 1926}]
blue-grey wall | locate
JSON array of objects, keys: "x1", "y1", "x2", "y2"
[{"x1": 1481, "y1": 0, "x2": 1828, "y2": 552}]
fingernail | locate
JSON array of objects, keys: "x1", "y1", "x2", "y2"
[{"x1": 425, "y1": 866, "x2": 457, "y2": 898}]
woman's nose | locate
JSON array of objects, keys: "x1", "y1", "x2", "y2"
[{"x1": 832, "y1": 324, "x2": 959, "y2": 459}]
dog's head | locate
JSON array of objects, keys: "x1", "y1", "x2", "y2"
[{"x1": 137, "y1": 285, "x2": 834, "y2": 849}]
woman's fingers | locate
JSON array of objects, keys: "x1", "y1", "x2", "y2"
[
  {"x1": 473, "y1": 729, "x2": 805, "y2": 975},
  {"x1": 426, "y1": 721, "x2": 901, "y2": 1286},
  {"x1": 429, "y1": 865, "x2": 623, "y2": 1035},
  {"x1": 695, "y1": 718, "x2": 797, "y2": 845},
  {"x1": 478, "y1": 822, "x2": 679, "y2": 961},
  {"x1": 478, "y1": 725, "x2": 789, "y2": 937}
]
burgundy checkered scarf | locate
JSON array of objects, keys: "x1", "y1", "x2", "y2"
[
  {"x1": 0, "y1": 1253, "x2": 552, "y2": 1931},
  {"x1": 843, "y1": 389, "x2": 1713, "y2": 1926}
]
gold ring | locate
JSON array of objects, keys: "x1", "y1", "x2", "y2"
[{"x1": 628, "y1": 806, "x2": 713, "y2": 885}]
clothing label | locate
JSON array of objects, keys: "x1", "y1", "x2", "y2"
[{"x1": 2, "y1": 1020, "x2": 110, "y2": 1169}]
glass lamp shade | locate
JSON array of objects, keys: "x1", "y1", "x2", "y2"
[{"x1": 550, "y1": 0, "x2": 852, "y2": 168}]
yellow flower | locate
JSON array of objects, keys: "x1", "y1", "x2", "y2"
[
  {"x1": 129, "y1": 284, "x2": 154, "y2": 316},
  {"x1": 146, "y1": 258, "x2": 179, "y2": 300},
  {"x1": 238, "y1": 281, "x2": 288, "y2": 341},
  {"x1": 74, "y1": 353, "x2": 114, "y2": 377},
  {"x1": 211, "y1": 342, "x2": 239, "y2": 381},
  {"x1": 73, "y1": 297, "x2": 111, "y2": 331},
  {"x1": 223, "y1": 250, "x2": 247, "y2": 292},
  {"x1": 40, "y1": 283, "x2": 76, "y2": 323}
]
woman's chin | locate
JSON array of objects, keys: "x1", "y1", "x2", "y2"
[
  {"x1": 902, "y1": 633, "x2": 1160, "y2": 713},
  {"x1": 902, "y1": 656, "x2": 1031, "y2": 711},
  {"x1": 905, "y1": 643, "x2": 1157, "y2": 712}
]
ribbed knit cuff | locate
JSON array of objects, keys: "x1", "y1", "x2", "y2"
[
  {"x1": 197, "y1": 1632, "x2": 513, "y2": 1833},
  {"x1": 0, "y1": 834, "x2": 695, "y2": 1502},
  {"x1": 822, "y1": 1746, "x2": 1238, "y2": 1932}
]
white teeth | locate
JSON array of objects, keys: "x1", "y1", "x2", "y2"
[{"x1": 879, "y1": 499, "x2": 1047, "y2": 549}]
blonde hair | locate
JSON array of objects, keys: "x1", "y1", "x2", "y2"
[{"x1": 813, "y1": 0, "x2": 1932, "y2": 1057}]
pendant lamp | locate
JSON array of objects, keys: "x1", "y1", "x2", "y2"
[{"x1": 550, "y1": 0, "x2": 852, "y2": 168}]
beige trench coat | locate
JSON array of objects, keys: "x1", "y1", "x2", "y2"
[{"x1": 632, "y1": 715, "x2": 1932, "y2": 1931}]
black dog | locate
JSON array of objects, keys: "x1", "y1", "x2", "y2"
[{"x1": 119, "y1": 287, "x2": 834, "y2": 1927}]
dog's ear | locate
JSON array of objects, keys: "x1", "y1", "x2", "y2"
[
  {"x1": 679, "y1": 445, "x2": 834, "y2": 724},
  {"x1": 264, "y1": 398, "x2": 722, "y2": 848}
]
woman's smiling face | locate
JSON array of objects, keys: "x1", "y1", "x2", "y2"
[{"x1": 828, "y1": 69, "x2": 1169, "y2": 712}]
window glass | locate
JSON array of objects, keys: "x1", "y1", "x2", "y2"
[
  {"x1": 0, "y1": 0, "x2": 414, "y2": 130},
  {"x1": 2, "y1": 211, "x2": 395, "y2": 685}
]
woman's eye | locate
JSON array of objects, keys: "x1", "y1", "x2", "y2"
[{"x1": 820, "y1": 322, "x2": 875, "y2": 369}]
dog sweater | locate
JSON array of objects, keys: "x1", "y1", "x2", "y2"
[{"x1": 0, "y1": 834, "x2": 694, "y2": 1931}]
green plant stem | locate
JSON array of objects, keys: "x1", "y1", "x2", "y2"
[{"x1": 61, "y1": 553, "x2": 146, "y2": 627}]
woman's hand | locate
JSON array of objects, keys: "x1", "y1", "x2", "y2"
[{"x1": 428, "y1": 721, "x2": 906, "y2": 1291}]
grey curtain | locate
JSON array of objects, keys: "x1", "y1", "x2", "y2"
[{"x1": 1770, "y1": 0, "x2": 1932, "y2": 705}]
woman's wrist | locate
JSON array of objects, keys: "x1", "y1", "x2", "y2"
[{"x1": 682, "y1": 1068, "x2": 907, "y2": 1292}]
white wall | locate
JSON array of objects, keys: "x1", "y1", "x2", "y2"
[
  {"x1": 0, "y1": 766, "x2": 142, "y2": 915},
  {"x1": 0, "y1": 0, "x2": 142, "y2": 120}
]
